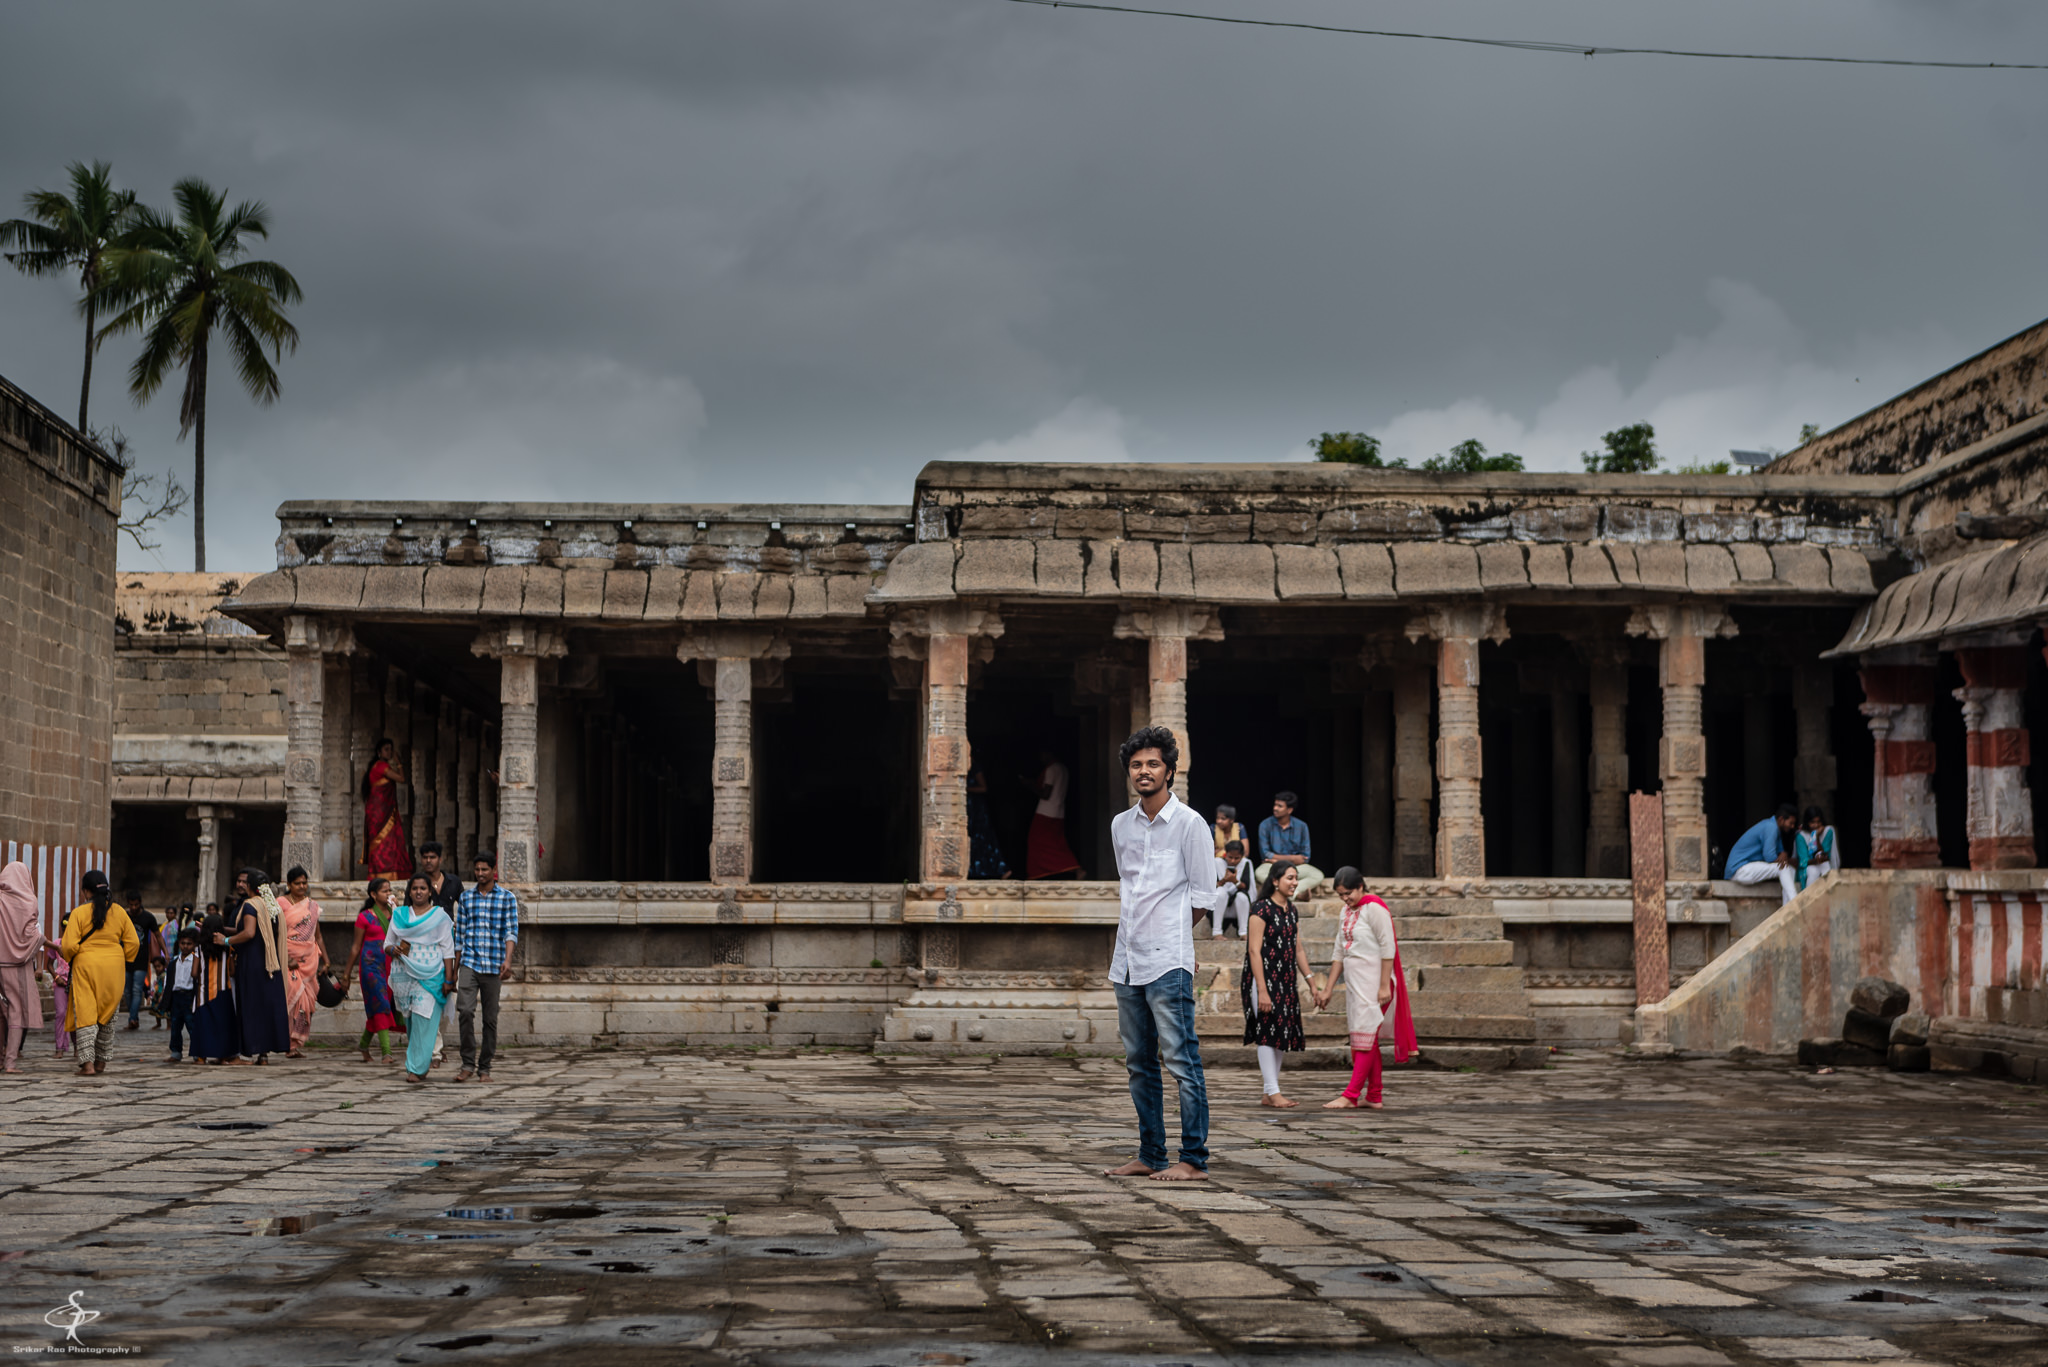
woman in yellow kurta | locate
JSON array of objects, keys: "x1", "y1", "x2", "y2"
[{"x1": 60, "y1": 871, "x2": 138, "y2": 1076}]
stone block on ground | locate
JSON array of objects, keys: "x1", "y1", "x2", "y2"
[
  {"x1": 1887, "y1": 1043, "x2": 1931, "y2": 1072},
  {"x1": 1849, "y1": 976, "x2": 1910, "y2": 1019},
  {"x1": 1890, "y1": 1009, "x2": 1931, "y2": 1046},
  {"x1": 1840, "y1": 1007, "x2": 1893, "y2": 1052},
  {"x1": 1797, "y1": 1038, "x2": 1885, "y2": 1068}
]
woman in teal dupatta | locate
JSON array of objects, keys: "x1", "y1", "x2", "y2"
[{"x1": 384, "y1": 874, "x2": 455, "y2": 1084}]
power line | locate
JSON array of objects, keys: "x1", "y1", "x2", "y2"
[{"x1": 1000, "y1": 0, "x2": 2048, "y2": 72}]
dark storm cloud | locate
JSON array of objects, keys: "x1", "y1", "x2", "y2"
[{"x1": 3, "y1": 0, "x2": 2046, "y2": 569}]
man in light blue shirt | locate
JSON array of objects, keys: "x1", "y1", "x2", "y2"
[
  {"x1": 1256, "y1": 792, "x2": 1323, "y2": 895},
  {"x1": 1727, "y1": 804, "x2": 1800, "y2": 904}
]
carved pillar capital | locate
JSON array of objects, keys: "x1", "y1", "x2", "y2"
[{"x1": 472, "y1": 620, "x2": 568, "y2": 661}]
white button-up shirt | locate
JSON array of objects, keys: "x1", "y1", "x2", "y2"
[{"x1": 1109, "y1": 792, "x2": 1216, "y2": 987}]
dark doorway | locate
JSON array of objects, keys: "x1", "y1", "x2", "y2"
[
  {"x1": 1186, "y1": 659, "x2": 1345, "y2": 874},
  {"x1": 968, "y1": 673, "x2": 1095, "y2": 881},
  {"x1": 755, "y1": 668, "x2": 918, "y2": 883}
]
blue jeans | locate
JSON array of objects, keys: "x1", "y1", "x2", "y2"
[
  {"x1": 1113, "y1": 968, "x2": 1209, "y2": 1171},
  {"x1": 121, "y1": 967, "x2": 149, "y2": 1024}
]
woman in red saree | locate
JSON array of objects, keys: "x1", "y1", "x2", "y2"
[{"x1": 361, "y1": 738, "x2": 413, "y2": 881}]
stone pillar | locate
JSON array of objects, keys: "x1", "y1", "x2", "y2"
[
  {"x1": 319, "y1": 652, "x2": 353, "y2": 882},
  {"x1": 679, "y1": 626, "x2": 790, "y2": 886},
  {"x1": 1628, "y1": 605, "x2": 1735, "y2": 883},
  {"x1": 1955, "y1": 645, "x2": 2035, "y2": 871},
  {"x1": 1859, "y1": 656, "x2": 1941, "y2": 870},
  {"x1": 1115, "y1": 604, "x2": 1222, "y2": 802},
  {"x1": 893, "y1": 606, "x2": 1004, "y2": 882},
  {"x1": 1409, "y1": 605, "x2": 1505, "y2": 881},
  {"x1": 281, "y1": 614, "x2": 346, "y2": 880},
  {"x1": 456, "y1": 709, "x2": 480, "y2": 864},
  {"x1": 1390, "y1": 667, "x2": 1434, "y2": 878},
  {"x1": 1549, "y1": 689, "x2": 1585, "y2": 878},
  {"x1": 473, "y1": 622, "x2": 566, "y2": 884},
  {"x1": 1793, "y1": 665, "x2": 1837, "y2": 820},
  {"x1": 1584, "y1": 649, "x2": 1630, "y2": 879},
  {"x1": 192, "y1": 804, "x2": 230, "y2": 911}
]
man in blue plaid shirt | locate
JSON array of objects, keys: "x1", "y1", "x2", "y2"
[{"x1": 451, "y1": 851, "x2": 520, "y2": 1083}]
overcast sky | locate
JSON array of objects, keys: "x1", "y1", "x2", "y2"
[{"x1": 5, "y1": 1, "x2": 2047, "y2": 571}]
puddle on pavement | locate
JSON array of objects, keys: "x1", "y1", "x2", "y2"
[
  {"x1": 440, "y1": 1205, "x2": 602, "y2": 1221},
  {"x1": 197, "y1": 1121, "x2": 269, "y2": 1131},
  {"x1": 1992, "y1": 1246, "x2": 2048, "y2": 1258},
  {"x1": 762, "y1": 1246, "x2": 824, "y2": 1257},
  {"x1": 596, "y1": 1261, "x2": 648, "y2": 1273},
  {"x1": 294, "y1": 1144, "x2": 359, "y2": 1154},
  {"x1": 1919, "y1": 1215, "x2": 1995, "y2": 1228},
  {"x1": 1849, "y1": 1289, "x2": 1930, "y2": 1303},
  {"x1": 1556, "y1": 1218, "x2": 1646, "y2": 1235},
  {"x1": 250, "y1": 1212, "x2": 336, "y2": 1236},
  {"x1": 617, "y1": 1225, "x2": 680, "y2": 1234}
]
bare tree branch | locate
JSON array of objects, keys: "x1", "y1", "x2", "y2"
[{"x1": 92, "y1": 426, "x2": 190, "y2": 555}]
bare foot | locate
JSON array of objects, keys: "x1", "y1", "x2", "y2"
[
  {"x1": 1149, "y1": 1162, "x2": 1210, "y2": 1182},
  {"x1": 1260, "y1": 1094, "x2": 1299, "y2": 1109},
  {"x1": 1362, "y1": 1099, "x2": 1383, "y2": 1109},
  {"x1": 1322, "y1": 1095, "x2": 1359, "y2": 1109},
  {"x1": 1104, "y1": 1159, "x2": 1157, "y2": 1177}
]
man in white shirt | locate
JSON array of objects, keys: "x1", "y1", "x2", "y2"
[{"x1": 1104, "y1": 725, "x2": 1214, "y2": 1183}]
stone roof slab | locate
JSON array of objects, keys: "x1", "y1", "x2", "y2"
[
  {"x1": 423, "y1": 566, "x2": 485, "y2": 614},
  {"x1": 754, "y1": 574, "x2": 793, "y2": 618},
  {"x1": 294, "y1": 566, "x2": 365, "y2": 612},
  {"x1": 1392, "y1": 543, "x2": 1481, "y2": 594},
  {"x1": 1481, "y1": 543, "x2": 1533, "y2": 590},
  {"x1": 1336, "y1": 543, "x2": 1395, "y2": 598},
  {"x1": 1157, "y1": 544, "x2": 1195, "y2": 596},
  {"x1": 681, "y1": 569, "x2": 719, "y2": 618},
  {"x1": 1683, "y1": 544, "x2": 1737, "y2": 593},
  {"x1": 232, "y1": 570, "x2": 296, "y2": 610},
  {"x1": 1767, "y1": 543, "x2": 1832, "y2": 592},
  {"x1": 956, "y1": 540, "x2": 1036, "y2": 594},
  {"x1": 826, "y1": 574, "x2": 869, "y2": 615},
  {"x1": 360, "y1": 566, "x2": 424, "y2": 613},
  {"x1": 1634, "y1": 544, "x2": 1688, "y2": 590},
  {"x1": 1828, "y1": 548, "x2": 1875, "y2": 595},
  {"x1": 717, "y1": 571, "x2": 760, "y2": 618},
  {"x1": 1730, "y1": 544, "x2": 1774, "y2": 582},
  {"x1": 1080, "y1": 541, "x2": 1118, "y2": 596},
  {"x1": 1568, "y1": 545, "x2": 1618, "y2": 589},
  {"x1": 1116, "y1": 541, "x2": 1159, "y2": 596},
  {"x1": 645, "y1": 565, "x2": 686, "y2": 620},
  {"x1": 1192, "y1": 544, "x2": 1275, "y2": 600},
  {"x1": 1035, "y1": 539, "x2": 1084, "y2": 595},
  {"x1": 521, "y1": 566, "x2": 565, "y2": 616},
  {"x1": 1274, "y1": 544, "x2": 1342, "y2": 599},
  {"x1": 790, "y1": 575, "x2": 828, "y2": 617},
  {"x1": 870, "y1": 542, "x2": 956, "y2": 602},
  {"x1": 561, "y1": 567, "x2": 606, "y2": 617},
  {"x1": 480, "y1": 566, "x2": 525, "y2": 615}
]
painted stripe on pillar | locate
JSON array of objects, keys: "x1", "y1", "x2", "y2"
[{"x1": 2024, "y1": 898, "x2": 2043, "y2": 992}]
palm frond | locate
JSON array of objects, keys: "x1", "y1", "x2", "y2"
[
  {"x1": 221, "y1": 307, "x2": 283, "y2": 403},
  {"x1": 224, "y1": 257, "x2": 303, "y2": 306}
]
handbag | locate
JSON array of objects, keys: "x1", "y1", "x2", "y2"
[{"x1": 316, "y1": 969, "x2": 348, "y2": 1009}]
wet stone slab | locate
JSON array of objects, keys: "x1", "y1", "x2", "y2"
[{"x1": 0, "y1": 1048, "x2": 2044, "y2": 1364}]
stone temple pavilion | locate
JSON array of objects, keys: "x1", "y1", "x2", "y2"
[{"x1": 112, "y1": 318, "x2": 2048, "y2": 1073}]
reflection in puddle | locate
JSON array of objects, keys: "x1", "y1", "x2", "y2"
[
  {"x1": 250, "y1": 1212, "x2": 335, "y2": 1236},
  {"x1": 198, "y1": 1121, "x2": 269, "y2": 1131},
  {"x1": 1992, "y1": 1246, "x2": 2048, "y2": 1259},
  {"x1": 1557, "y1": 1218, "x2": 1646, "y2": 1235},
  {"x1": 441, "y1": 1205, "x2": 602, "y2": 1221},
  {"x1": 1848, "y1": 1288, "x2": 1930, "y2": 1303}
]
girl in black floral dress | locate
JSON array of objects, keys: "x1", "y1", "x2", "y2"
[{"x1": 1242, "y1": 864, "x2": 1314, "y2": 1108}]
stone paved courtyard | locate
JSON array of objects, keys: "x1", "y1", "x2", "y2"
[{"x1": 1, "y1": 1048, "x2": 2045, "y2": 1365}]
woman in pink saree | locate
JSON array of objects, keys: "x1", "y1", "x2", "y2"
[
  {"x1": 0, "y1": 862, "x2": 44, "y2": 1073},
  {"x1": 361, "y1": 737, "x2": 413, "y2": 881},
  {"x1": 279, "y1": 866, "x2": 328, "y2": 1056}
]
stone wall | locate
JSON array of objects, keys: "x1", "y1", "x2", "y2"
[
  {"x1": 1635, "y1": 869, "x2": 1948, "y2": 1054},
  {"x1": 0, "y1": 373, "x2": 122, "y2": 858},
  {"x1": 117, "y1": 576, "x2": 285, "y2": 738}
]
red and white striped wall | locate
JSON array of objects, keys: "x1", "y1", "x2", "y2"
[
  {"x1": 0, "y1": 841, "x2": 112, "y2": 946},
  {"x1": 1950, "y1": 890, "x2": 2046, "y2": 1018}
]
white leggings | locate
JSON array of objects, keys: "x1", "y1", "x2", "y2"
[{"x1": 1257, "y1": 1044, "x2": 1283, "y2": 1096}]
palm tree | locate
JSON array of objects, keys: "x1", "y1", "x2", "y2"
[
  {"x1": 0, "y1": 160, "x2": 137, "y2": 433},
  {"x1": 100, "y1": 178, "x2": 300, "y2": 572}
]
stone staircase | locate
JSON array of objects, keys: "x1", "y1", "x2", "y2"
[{"x1": 1194, "y1": 897, "x2": 1543, "y2": 1071}]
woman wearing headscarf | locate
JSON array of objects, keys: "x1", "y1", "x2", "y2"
[
  {"x1": 361, "y1": 738, "x2": 414, "y2": 881},
  {"x1": 0, "y1": 862, "x2": 45, "y2": 1073},
  {"x1": 278, "y1": 866, "x2": 328, "y2": 1056},
  {"x1": 59, "y1": 871, "x2": 139, "y2": 1076},
  {"x1": 385, "y1": 873, "x2": 455, "y2": 1084},
  {"x1": 217, "y1": 868, "x2": 291, "y2": 1064},
  {"x1": 341, "y1": 877, "x2": 402, "y2": 1063}
]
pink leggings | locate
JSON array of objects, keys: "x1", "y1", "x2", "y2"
[{"x1": 1343, "y1": 1032, "x2": 1383, "y2": 1104}]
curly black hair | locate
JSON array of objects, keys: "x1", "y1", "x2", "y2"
[{"x1": 1118, "y1": 724, "x2": 1179, "y2": 774}]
